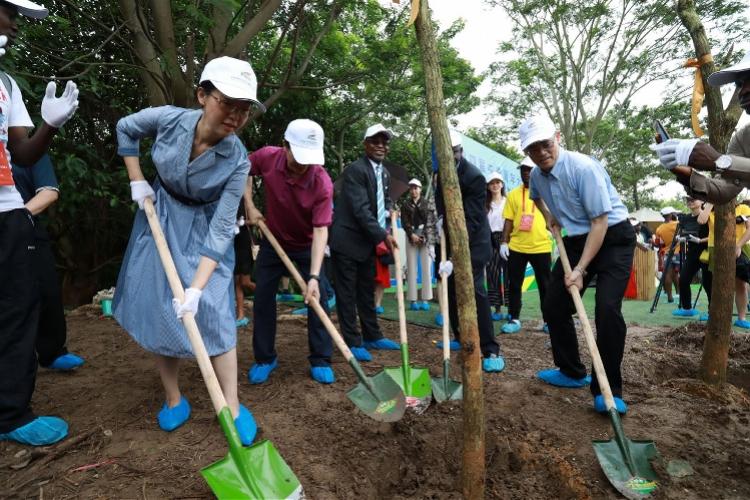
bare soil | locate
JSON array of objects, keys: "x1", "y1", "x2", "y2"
[{"x1": 2, "y1": 305, "x2": 749, "y2": 499}]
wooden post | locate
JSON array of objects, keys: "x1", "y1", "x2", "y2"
[
  {"x1": 677, "y1": 0, "x2": 743, "y2": 385},
  {"x1": 412, "y1": 1, "x2": 485, "y2": 498}
]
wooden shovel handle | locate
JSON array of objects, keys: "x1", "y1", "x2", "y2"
[
  {"x1": 552, "y1": 229, "x2": 616, "y2": 410},
  {"x1": 439, "y1": 232, "x2": 451, "y2": 360},
  {"x1": 391, "y1": 212, "x2": 408, "y2": 345},
  {"x1": 142, "y1": 198, "x2": 227, "y2": 416},
  {"x1": 256, "y1": 220, "x2": 354, "y2": 362}
]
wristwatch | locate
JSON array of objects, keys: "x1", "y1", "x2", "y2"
[
  {"x1": 715, "y1": 154, "x2": 732, "y2": 171},
  {"x1": 309, "y1": 274, "x2": 321, "y2": 282}
]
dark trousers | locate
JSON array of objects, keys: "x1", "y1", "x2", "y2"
[
  {"x1": 252, "y1": 242, "x2": 332, "y2": 366},
  {"x1": 702, "y1": 265, "x2": 712, "y2": 304},
  {"x1": 0, "y1": 209, "x2": 40, "y2": 433},
  {"x1": 487, "y1": 232, "x2": 509, "y2": 309},
  {"x1": 34, "y1": 237, "x2": 68, "y2": 366},
  {"x1": 679, "y1": 248, "x2": 705, "y2": 310},
  {"x1": 507, "y1": 250, "x2": 551, "y2": 322},
  {"x1": 447, "y1": 257, "x2": 500, "y2": 357},
  {"x1": 543, "y1": 221, "x2": 635, "y2": 398},
  {"x1": 331, "y1": 250, "x2": 382, "y2": 347}
]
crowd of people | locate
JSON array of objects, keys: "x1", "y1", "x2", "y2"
[{"x1": 5, "y1": 0, "x2": 750, "y2": 456}]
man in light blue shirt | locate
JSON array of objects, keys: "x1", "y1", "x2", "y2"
[{"x1": 521, "y1": 114, "x2": 635, "y2": 415}]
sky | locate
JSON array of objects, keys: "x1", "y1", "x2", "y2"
[{"x1": 380, "y1": 1, "x2": 750, "y2": 201}]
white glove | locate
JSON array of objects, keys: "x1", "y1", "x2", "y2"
[
  {"x1": 688, "y1": 235, "x2": 701, "y2": 244},
  {"x1": 439, "y1": 260, "x2": 453, "y2": 277},
  {"x1": 130, "y1": 180, "x2": 156, "y2": 210},
  {"x1": 436, "y1": 216, "x2": 444, "y2": 238},
  {"x1": 0, "y1": 35, "x2": 7, "y2": 58},
  {"x1": 234, "y1": 216, "x2": 245, "y2": 235},
  {"x1": 499, "y1": 243, "x2": 509, "y2": 260},
  {"x1": 428, "y1": 245, "x2": 436, "y2": 261},
  {"x1": 41, "y1": 81, "x2": 79, "y2": 128},
  {"x1": 650, "y1": 139, "x2": 699, "y2": 171},
  {"x1": 172, "y1": 287, "x2": 202, "y2": 319}
]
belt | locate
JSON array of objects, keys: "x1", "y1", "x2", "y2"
[{"x1": 155, "y1": 175, "x2": 217, "y2": 206}]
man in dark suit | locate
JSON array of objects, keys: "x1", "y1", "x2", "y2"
[
  {"x1": 436, "y1": 130, "x2": 504, "y2": 373},
  {"x1": 330, "y1": 124, "x2": 400, "y2": 362}
]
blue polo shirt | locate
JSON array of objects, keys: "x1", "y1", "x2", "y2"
[{"x1": 529, "y1": 148, "x2": 627, "y2": 236}]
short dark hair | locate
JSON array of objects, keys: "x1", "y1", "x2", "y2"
[{"x1": 198, "y1": 80, "x2": 216, "y2": 93}]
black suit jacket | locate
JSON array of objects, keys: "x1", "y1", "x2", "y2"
[
  {"x1": 436, "y1": 158, "x2": 492, "y2": 265},
  {"x1": 330, "y1": 156, "x2": 392, "y2": 261}
]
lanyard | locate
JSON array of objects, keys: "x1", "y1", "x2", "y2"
[{"x1": 521, "y1": 187, "x2": 535, "y2": 214}]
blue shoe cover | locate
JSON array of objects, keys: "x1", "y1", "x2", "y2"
[
  {"x1": 593, "y1": 395, "x2": 628, "y2": 415},
  {"x1": 364, "y1": 338, "x2": 400, "y2": 350},
  {"x1": 482, "y1": 354, "x2": 505, "y2": 373},
  {"x1": 420, "y1": 301, "x2": 431, "y2": 311},
  {"x1": 734, "y1": 319, "x2": 750, "y2": 329},
  {"x1": 375, "y1": 306, "x2": 385, "y2": 314},
  {"x1": 235, "y1": 404, "x2": 257, "y2": 445},
  {"x1": 672, "y1": 308, "x2": 698, "y2": 317},
  {"x1": 435, "y1": 313, "x2": 444, "y2": 326},
  {"x1": 501, "y1": 320, "x2": 521, "y2": 334},
  {"x1": 436, "y1": 340, "x2": 461, "y2": 351},
  {"x1": 409, "y1": 302, "x2": 421, "y2": 311},
  {"x1": 310, "y1": 366, "x2": 335, "y2": 384},
  {"x1": 542, "y1": 323, "x2": 549, "y2": 334},
  {"x1": 699, "y1": 313, "x2": 709, "y2": 322},
  {"x1": 350, "y1": 346, "x2": 372, "y2": 362},
  {"x1": 157, "y1": 396, "x2": 191, "y2": 432},
  {"x1": 0, "y1": 416, "x2": 68, "y2": 445},
  {"x1": 491, "y1": 312, "x2": 503, "y2": 321},
  {"x1": 236, "y1": 317, "x2": 250, "y2": 327},
  {"x1": 248, "y1": 358, "x2": 278, "y2": 384},
  {"x1": 537, "y1": 368, "x2": 591, "y2": 388},
  {"x1": 291, "y1": 307, "x2": 309, "y2": 316},
  {"x1": 48, "y1": 353, "x2": 85, "y2": 370}
]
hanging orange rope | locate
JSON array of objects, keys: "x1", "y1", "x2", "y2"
[
  {"x1": 391, "y1": 0, "x2": 420, "y2": 26},
  {"x1": 684, "y1": 53, "x2": 714, "y2": 137}
]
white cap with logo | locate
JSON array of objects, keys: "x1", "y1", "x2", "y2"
[
  {"x1": 284, "y1": 119, "x2": 325, "y2": 165},
  {"x1": 519, "y1": 114, "x2": 557, "y2": 151},
  {"x1": 364, "y1": 123, "x2": 394, "y2": 140},
  {"x1": 200, "y1": 56, "x2": 266, "y2": 112},
  {"x1": 408, "y1": 178, "x2": 422, "y2": 187},
  {"x1": 660, "y1": 206, "x2": 678, "y2": 216},
  {"x1": 486, "y1": 172, "x2": 504, "y2": 184},
  {"x1": 4, "y1": 0, "x2": 48, "y2": 18}
]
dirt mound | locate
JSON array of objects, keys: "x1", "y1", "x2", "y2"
[{"x1": 2, "y1": 306, "x2": 749, "y2": 498}]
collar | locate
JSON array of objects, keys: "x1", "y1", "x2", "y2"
[
  {"x1": 540, "y1": 148, "x2": 566, "y2": 179},
  {"x1": 368, "y1": 157, "x2": 382, "y2": 170},
  {"x1": 278, "y1": 160, "x2": 317, "y2": 189},
  {"x1": 179, "y1": 108, "x2": 235, "y2": 158}
]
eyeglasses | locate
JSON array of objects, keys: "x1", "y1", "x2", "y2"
[
  {"x1": 208, "y1": 93, "x2": 252, "y2": 118},
  {"x1": 524, "y1": 139, "x2": 556, "y2": 155},
  {"x1": 366, "y1": 137, "x2": 390, "y2": 146}
]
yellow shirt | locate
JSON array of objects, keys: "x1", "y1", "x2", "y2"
[
  {"x1": 503, "y1": 185, "x2": 552, "y2": 254},
  {"x1": 708, "y1": 204, "x2": 750, "y2": 246},
  {"x1": 655, "y1": 220, "x2": 679, "y2": 255}
]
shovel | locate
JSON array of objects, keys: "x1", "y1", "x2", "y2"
[
  {"x1": 257, "y1": 221, "x2": 406, "y2": 422},
  {"x1": 431, "y1": 231, "x2": 462, "y2": 402},
  {"x1": 142, "y1": 199, "x2": 302, "y2": 500},
  {"x1": 383, "y1": 212, "x2": 433, "y2": 413},
  {"x1": 552, "y1": 229, "x2": 658, "y2": 499}
]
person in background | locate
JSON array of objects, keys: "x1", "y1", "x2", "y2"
[
  {"x1": 233, "y1": 203, "x2": 254, "y2": 328},
  {"x1": 0, "y1": 0, "x2": 81, "y2": 447},
  {"x1": 485, "y1": 172, "x2": 509, "y2": 321},
  {"x1": 654, "y1": 207, "x2": 681, "y2": 304},
  {"x1": 500, "y1": 157, "x2": 552, "y2": 334},
  {"x1": 112, "y1": 57, "x2": 260, "y2": 443},
  {"x1": 401, "y1": 178, "x2": 435, "y2": 311},
  {"x1": 673, "y1": 197, "x2": 709, "y2": 318},
  {"x1": 11, "y1": 155, "x2": 85, "y2": 370}
]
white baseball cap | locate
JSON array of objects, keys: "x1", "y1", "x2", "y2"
[
  {"x1": 519, "y1": 114, "x2": 557, "y2": 151},
  {"x1": 284, "y1": 119, "x2": 324, "y2": 165},
  {"x1": 200, "y1": 56, "x2": 266, "y2": 111},
  {"x1": 408, "y1": 178, "x2": 422, "y2": 187},
  {"x1": 486, "y1": 172, "x2": 504, "y2": 184},
  {"x1": 449, "y1": 129, "x2": 463, "y2": 148},
  {"x1": 3, "y1": 0, "x2": 48, "y2": 18},
  {"x1": 660, "y1": 206, "x2": 678, "y2": 216},
  {"x1": 708, "y1": 51, "x2": 750, "y2": 87},
  {"x1": 519, "y1": 156, "x2": 536, "y2": 169},
  {"x1": 629, "y1": 217, "x2": 640, "y2": 226},
  {"x1": 364, "y1": 123, "x2": 394, "y2": 140}
]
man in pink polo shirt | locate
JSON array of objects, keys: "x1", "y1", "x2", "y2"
[{"x1": 244, "y1": 119, "x2": 334, "y2": 384}]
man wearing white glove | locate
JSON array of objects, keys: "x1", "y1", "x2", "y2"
[
  {"x1": 500, "y1": 157, "x2": 552, "y2": 334},
  {"x1": 0, "y1": 0, "x2": 79, "y2": 448},
  {"x1": 650, "y1": 52, "x2": 750, "y2": 204}
]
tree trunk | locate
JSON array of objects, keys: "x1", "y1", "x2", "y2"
[
  {"x1": 413, "y1": 1, "x2": 485, "y2": 498},
  {"x1": 677, "y1": 0, "x2": 742, "y2": 385}
]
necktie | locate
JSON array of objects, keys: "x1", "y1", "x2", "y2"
[{"x1": 375, "y1": 164, "x2": 386, "y2": 229}]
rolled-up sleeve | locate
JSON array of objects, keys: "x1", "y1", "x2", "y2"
[
  {"x1": 200, "y1": 146, "x2": 250, "y2": 261},
  {"x1": 116, "y1": 106, "x2": 175, "y2": 157},
  {"x1": 578, "y1": 164, "x2": 612, "y2": 219}
]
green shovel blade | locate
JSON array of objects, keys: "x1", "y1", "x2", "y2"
[
  {"x1": 383, "y1": 365, "x2": 432, "y2": 413},
  {"x1": 201, "y1": 409, "x2": 302, "y2": 499},
  {"x1": 593, "y1": 410, "x2": 659, "y2": 499},
  {"x1": 347, "y1": 370, "x2": 406, "y2": 422},
  {"x1": 431, "y1": 359, "x2": 462, "y2": 402}
]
